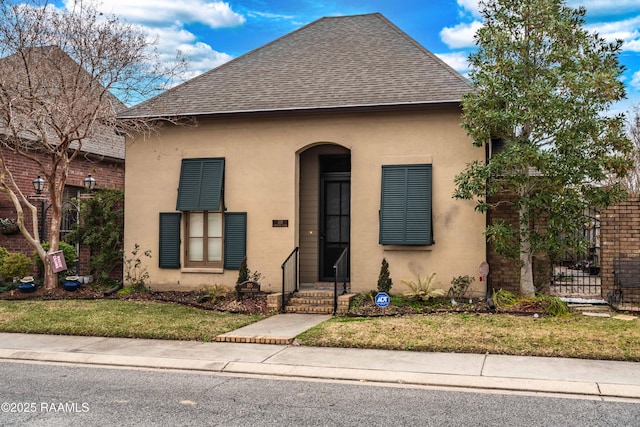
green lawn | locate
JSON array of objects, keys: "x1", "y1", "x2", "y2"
[
  {"x1": 0, "y1": 300, "x2": 267, "y2": 342},
  {"x1": 297, "y1": 312, "x2": 640, "y2": 361},
  {"x1": 1, "y1": 299, "x2": 638, "y2": 361}
]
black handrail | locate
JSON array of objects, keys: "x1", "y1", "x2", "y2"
[
  {"x1": 332, "y1": 245, "x2": 349, "y2": 315},
  {"x1": 280, "y1": 247, "x2": 299, "y2": 313}
]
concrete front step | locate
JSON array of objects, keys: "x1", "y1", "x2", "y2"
[
  {"x1": 284, "y1": 291, "x2": 356, "y2": 314},
  {"x1": 288, "y1": 296, "x2": 335, "y2": 306},
  {"x1": 285, "y1": 305, "x2": 335, "y2": 314}
]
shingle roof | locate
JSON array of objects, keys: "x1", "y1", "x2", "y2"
[
  {"x1": 0, "y1": 46, "x2": 125, "y2": 160},
  {"x1": 120, "y1": 13, "x2": 471, "y2": 119}
]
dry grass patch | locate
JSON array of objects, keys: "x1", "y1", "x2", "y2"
[{"x1": 297, "y1": 313, "x2": 640, "y2": 361}]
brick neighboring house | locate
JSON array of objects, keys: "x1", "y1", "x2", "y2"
[
  {"x1": 119, "y1": 13, "x2": 487, "y2": 301},
  {"x1": 0, "y1": 46, "x2": 125, "y2": 279}
]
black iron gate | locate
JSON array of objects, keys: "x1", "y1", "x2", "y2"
[{"x1": 550, "y1": 209, "x2": 602, "y2": 299}]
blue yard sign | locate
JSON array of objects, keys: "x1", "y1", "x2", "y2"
[{"x1": 374, "y1": 292, "x2": 390, "y2": 308}]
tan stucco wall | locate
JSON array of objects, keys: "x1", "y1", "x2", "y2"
[{"x1": 124, "y1": 108, "x2": 487, "y2": 296}]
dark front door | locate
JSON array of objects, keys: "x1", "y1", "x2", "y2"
[{"x1": 319, "y1": 171, "x2": 350, "y2": 281}]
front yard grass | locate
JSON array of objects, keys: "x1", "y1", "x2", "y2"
[
  {"x1": 1, "y1": 299, "x2": 638, "y2": 361},
  {"x1": 296, "y1": 312, "x2": 640, "y2": 361},
  {"x1": 0, "y1": 300, "x2": 267, "y2": 341}
]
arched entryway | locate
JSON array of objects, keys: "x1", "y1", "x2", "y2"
[{"x1": 298, "y1": 144, "x2": 350, "y2": 285}]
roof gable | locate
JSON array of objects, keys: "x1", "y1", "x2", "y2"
[{"x1": 121, "y1": 13, "x2": 471, "y2": 119}]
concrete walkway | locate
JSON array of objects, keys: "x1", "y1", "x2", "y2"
[
  {"x1": 1, "y1": 314, "x2": 639, "y2": 400},
  {"x1": 215, "y1": 313, "x2": 332, "y2": 344}
]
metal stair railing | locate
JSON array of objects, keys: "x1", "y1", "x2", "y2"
[
  {"x1": 280, "y1": 247, "x2": 299, "y2": 313},
  {"x1": 332, "y1": 245, "x2": 349, "y2": 315}
]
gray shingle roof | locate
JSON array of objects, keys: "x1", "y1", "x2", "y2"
[
  {"x1": 120, "y1": 13, "x2": 471, "y2": 119},
  {"x1": 0, "y1": 46, "x2": 125, "y2": 160}
]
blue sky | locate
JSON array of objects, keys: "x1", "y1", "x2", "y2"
[{"x1": 60, "y1": 0, "x2": 640, "y2": 115}]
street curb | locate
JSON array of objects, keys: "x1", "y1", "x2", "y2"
[{"x1": 2, "y1": 349, "x2": 639, "y2": 399}]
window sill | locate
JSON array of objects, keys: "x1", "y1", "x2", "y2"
[
  {"x1": 382, "y1": 245, "x2": 433, "y2": 251},
  {"x1": 181, "y1": 267, "x2": 224, "y2": 274}
]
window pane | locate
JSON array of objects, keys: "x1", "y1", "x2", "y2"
[
  {"x1": 326, "y1": 216, "x2": 340, "y2": 242},
  {"x1": 208, "y1": 212, "x2": 222, "y2": 238},
  {"x1": 208, "y1": 237, "x2": 222, "y2": 262},
  {"x1": 341, "y1": 182, "x2": 350, "y2": 214},
  {"x1": 189, "y1": 212, "x2": 204, "y2": 238},
  {"x1": 189, "y1": 238, "x2": 204, "y2": 261},
  {"x1": 326, "y1": 182, "x2": 340, "y2": 215}
]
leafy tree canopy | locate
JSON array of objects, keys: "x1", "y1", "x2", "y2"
[{"x1": 454, "y1": 0, "x2": 632, "y2": 295}]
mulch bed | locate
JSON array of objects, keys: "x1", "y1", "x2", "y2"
[
  {"x1": 0, "y1": 284, "x2": 548, "y2": 317},
  {"x1": 0, "y1": 284, "x2": 270, "y2": 315}
]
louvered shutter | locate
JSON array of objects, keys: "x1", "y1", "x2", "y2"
[
  {"x1": 224, "y1": 212, "x2": 246, "y2": 269},
  {"x1": 379, "y1": 164, "x2": 432, "y2": 245},
  {"x1": 159, "y1": 212, "x2": 181, "y2": 268},
  {"x1": 176, "y1": 158, "x2": 224, "y2": 211}
]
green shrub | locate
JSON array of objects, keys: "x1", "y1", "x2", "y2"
[
  {"x1": 0, "y1": 252, "x2": 34, "y2": 280},
  {"x1": 448, "y1": 275, "x2": 475, "y2": 299},
  {"x1": 0, "y1": 246, "x2": 8, "y2": 273},
  {"x1": 377, "y1": 258, "x2": 393, "y2": 293},
  {"x1": 198, "y1": 284, "x2": 231, "y2": 303},
  {"x1": 236, "y1": 257, "x2": 250, "y2": 285},
  {"x1": 402, "y1": 273, "x2": 445, "y2": 301},
  {"x1": 492, "y1": 289, "x2": 518, "y2": 310},
  {"x1": 123, "y1": 244, "x2": 151, "y2": 292},
  {"x1": 66, "y1": 189, "x2": 124, "y2": 283},
  {"x1": 537, "y1": 294, "x2": 570, "y2": 317}
]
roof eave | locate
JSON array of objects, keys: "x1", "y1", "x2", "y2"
[{"x1": 118, "y1": 99, "x2": 464, "y2": 120}]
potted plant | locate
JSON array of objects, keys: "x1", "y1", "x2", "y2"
[{"x1": 0, "y1": 218, "x2": 19, "y2": 235}]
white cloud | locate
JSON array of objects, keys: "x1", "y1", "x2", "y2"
[
  {"x1": 586, "y1": 16, "x2": 640, "y2": 52},
  {"x1": 61, "y1": 1, "x2": 242, "y2": 79},
  {"x1": 66, "y1": 0, "x2": 245, "y2": 28},
  {"x1": 247, "y1": 11, "x2": 295, "y2": 21},
  {"x1": 567, "y1": 1, "x2": 640, "y2": 16},
  {"x1": 632, "y1": 70, "x2": 640, "y2": 91},
  {"x1": 457, "y1": 0, "x2": 481, "y2": 18},
  {"x1": 436, "y1": 52, "x2": 471, "y2": 74},
  {"x1": 440, "y1": 20, "x2": 482, "y2": 49},
  {"x1": 148, "y1": 26, "x2": 233, "y2": 76}
]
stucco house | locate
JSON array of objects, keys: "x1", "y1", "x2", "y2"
[{"x1": 120, "y1": 13, "x2": 486, "y2": 302}]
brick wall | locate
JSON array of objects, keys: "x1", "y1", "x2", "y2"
[
  {"x1": 0, "y1": 150, "x2": 124, "y2": 280},
  {"x1": 601, "y1": 195, "x2": 640, "y2": 305},
  {"x1": 486, "y1": 193, "x2": 552, "y2": 295},
  {"x1": 488, "y1": 193, "x2": 640, "y2": 305}
]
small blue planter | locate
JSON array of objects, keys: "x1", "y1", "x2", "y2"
[
  {"x1": 63, "y1": 276, "x2": 81, "y2": 292},
  {"x1": 18, "y1": 277, "x2": 36, "y2": 293},
  {"x1": 18, "y1": 282, "x2": 36, "y2": 293}
]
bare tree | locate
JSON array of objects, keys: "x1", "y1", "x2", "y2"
[
  {"x1": 619, "y1": 106, "x2": 640, "y2": 194},
  {"x1": 0, "y1": 0, "x2": 186, "y2": 289}
]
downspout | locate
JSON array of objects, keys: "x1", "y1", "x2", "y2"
[{"x1": 485, "y1": 140, "x2": 491, "y2": 300}]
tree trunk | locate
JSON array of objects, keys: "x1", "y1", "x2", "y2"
[
  {"x1": 519, "y1": 206, "x2": 535, "y2": 296},
  {"x1": 43, "y1": 256, "x2": 58, "y2": 290}
]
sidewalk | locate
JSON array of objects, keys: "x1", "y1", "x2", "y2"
[{"x1": 1, "y1": 314, "x2": 639, "y2": 400}]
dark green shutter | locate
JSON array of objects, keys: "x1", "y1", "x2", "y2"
[
  {"x1": 379, "y1": 164, "x2": 432, "y2": 245},
  {"x1": 176, "y1": 158, "x2": 224, "y2": 211},
  {"x1": 159, "y1": 212, "x2": 181, "y2": 268},
  {"x1": 224, "y1": 212, "x2": 246, "y2": 269}
]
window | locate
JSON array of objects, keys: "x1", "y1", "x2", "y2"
[
  {"x1": 379, "y1": 164, "x2": 432, "y2": 245},
  {"x1": 186, "y1": 211, "x2": 223, "y2": 267},
  {"x1": 159, "y1": 158, "x2": 246, "y2": 270}
]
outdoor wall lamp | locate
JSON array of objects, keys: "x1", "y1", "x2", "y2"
[
  {"x1": 83, "y1": 174, "x2": 96, "y2": 191},
  {"x1": 32, "y1": 174, "x2": 97, "y2": 241},
  {"x1": 32, "y1": 175, "x2": 45, "y2": 194},
  {"x1": 32, "y1": 174, "x2": 97, "y2": 194}
]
